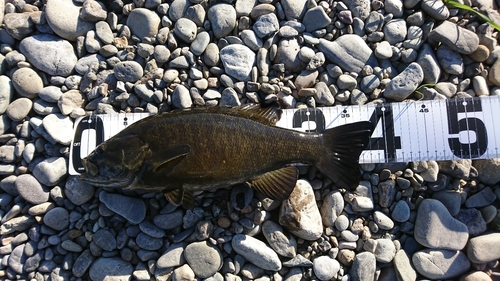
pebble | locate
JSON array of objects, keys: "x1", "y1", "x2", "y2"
[
  {"x1": 436, "y1": 44, "x2": 464, "y2": 75},
  {"x1": 489, "y1": 57, "x2": 500, "y2": 86},
  {"x1": 428, "y1": 20, "x2": 479, "y2": 54},
  {"x1": 414, "y1": 199, "x2": 469, "y2": 250},
  {"x1": 33, "y1": 157, "x2": 67, "y2": 186},
  {"x1": 349, "y1": 180, "x2": 374, "y2": 212},
  {"x1": 313, "y1": 256, "x2": 340, "y2": 280},
  {"x1": 156, "y1": 242, "x2": 187, "y2": 269},
  {"x1": 44, "y1": 0, "x2": 94, "y2": 41},
  {"x1": 391, "y1": 200, "x2": 410, "y2": 222},
  {"x1": 253, "y1": 13, "x2": 279, "y2": 38},
  {"x1": 15, "y1": 174, "x2": 49, "y2": 205},
  {"x1": 473, "y1": 159, "x2": 500, "y2": 185},
  {"x1": 280, "y1": 0, "x2": 307, "y2": 20},
  {"x1": 393, "y1": 250, "x2": 417, "y2": 281},
  {"x1": 320, "y1": 190, "x2": 344, "y2": 227},
  {"x1": 466, "y1": 232, "x2": 500, "y2": 263},
  {"x1": 412, "y1": 249, "x2": 470, "y2": 279},
  {"x1": 190, "y1": 31, "x2": 210, "y2": 56},
  {"x1": 42, "y1": 114, "x2": 73, "y2": 145},
  {"x1": 262, "y1": 220, "x2": 296, "y2": 258},
  {"x1": 383, "y1": 19, "x2": 407, "y2": 44},
  {"x1": 184, "y1": 241, "x2": 223, "y2": 278},
  {"x1": 114, "y1": 61, "x2": 144, "y2": 83},
  {"x1": 220, "y1": 44, "x2": 255, "y2": 81},
  {"x1": 172, "y1": 84, "x2": 193, "y2": 109},
  {"x1": 318, "y1": 35, "x2": 378, "y2": 73},
  {"x1": 279, "y1": 179, "x2": 322, "y2": 241},
  {"x1": 465, "y1": 186, "x2": 497, "y2": 208},
  {"x1": 174, "y1": 18, "x2": 197, "y2": 43},
  {"x1": 303, "y1": 7, "x2": 331, "y2": 32},
  {"x1": 421, "y1": 0, "x2": 450, "y2": 20},
  {"x1": 6, "y1": 98, "x2": 32, "y2": 121},
  {"x1": 373, "y1": 211, "x2": 394, "y2": 230},
  {"x1": 231, "y1": 234, "x2": 282, "y2": 271},
  {"x1": 126, "y1": 8, "x2": 161, "y2": 41},
  {"x1": 460, "y1": 271, "x2": 492, "y2": 281},
  {"x1": 64, "y1": 176, "x2": 94, "y2": 205},
  {"x1": 455, "y1": 208, "x2": 487, "y2": 236},
  {"x1": 374, "y1": 238, "x2": 396, "y2": 263},
  {"x1": 99, "y1": 191, "x2": 146, "y2": 224},
  {"x1": 172, "y1": 264, "x2": 195, "y2": 281},
  {"x1": 0, "y1": 76, "x2": 13, "y2": 114},
  {"x1": 208, "y1": 4, "x2": 237, "y2": 39},
  {"x1": 93, "y1": 229, "x2": 117, "y2": 251},
  {"x1": 153, "y1": 209, "x2": 184, "y2": 230},
  {"x1": 384, "y1": 62, "x2": 424, "y2": 101},
  {"x1": 11, "y1": 68, "x2": 43, "y2": 99},
  {"x1": 43, "y1": 207, "x2": 69, "y2": 231},
  {"x1": 417, "y1": 44, "x2": 441, "y2": 84},
  {"x1": 349, "y1": 252, "x2": 376, "y2": 280},
  {"x1": 89, "y1": 257, "x2": 134, "y2": 281}
]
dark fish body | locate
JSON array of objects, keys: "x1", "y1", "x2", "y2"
[{"x1": 80, "y1": 105, "x2": 372, "y2": 207}]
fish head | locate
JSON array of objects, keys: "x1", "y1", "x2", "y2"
[{"x1": 80, "y1": 135, "x2": 150, "y2": 188}]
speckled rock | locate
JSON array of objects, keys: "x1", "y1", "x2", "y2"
[{"x1": 279, "y1": 179, "x2": 323, "y2": 241}]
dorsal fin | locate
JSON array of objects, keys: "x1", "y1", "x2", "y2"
[{"x1": 233, "y1": 103, "x2": 282, "y2": 125}]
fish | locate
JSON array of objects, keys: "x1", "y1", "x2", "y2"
[{"x1": 80, "y1": 104, "x2": 373, "y2": 208}]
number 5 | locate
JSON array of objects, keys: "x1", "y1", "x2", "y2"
[{"x1": 446, "y1": 98, "x2": 487, "y2": 158}]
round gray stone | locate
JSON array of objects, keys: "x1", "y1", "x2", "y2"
[
  {"x1": 184, "y1": 241, "x2": 223, "y2": 278},
  {"x1": 89, "y1": 257, "x2": 133, "y2": 281},
  {"x1": 208, "y1": 4, "x2": 236, "y2": 39},
  {"x1": 262, "y1": 220, "x2": 297, "y2": 258},
  {"x1": 114, "y1": 61, "x2": 144, "y2": 82},
  {"x1": 391, "y1": 200, "x2": 410, "y2": 222},
  {"x1": 65, "y1": 176, "x2": 94, "y2": 205},
  {"x1": 94, "y1": 229, "x2": 117, "y2": 251},
  {"x1": 190, "y1": 31, "x2": 210, "y2": 56},
  {"x1": 174, "y1": 18, "x2": 197, "y2": 43},
  {"x1": 126, "y1": 8, "x2": 161, "y2": 41},
  {"x1": 6, "y1": 98, "x2": 32, "y2": 121},
  {"x1": 43, "y1": 207, "x2": 69, "y2": 231},
  {"x1": 11, "y1": 67, "x2": 43, "y2": 98},
  {"x1": 220, "y1": 44, "x2": 255, "y2": 81},
  {"x1": 383, "y1": 62, "x2": 424, "y2": 101},
  {"x1": 19, "y1": 34, "x2": 77, "y2": 76},
  {"x1": 45, "y1": 0, "x2": 95, "y2": 41},
  {"x1": 313, "y1": 256, "x2": 340, "y2": 280},
  {"x1": 15, "y1": 174, "x2": 49, "y2": 204},
  {"x1": 318, "y1": 35, "x2": 378, "y2": 73}
]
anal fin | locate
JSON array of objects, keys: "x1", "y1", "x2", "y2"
[
  {"x1": 164, "y1": 189, "x2": 195, "y2": 209},
  {"x1": 250, "y1": 166, "x2": 298, "y2": 201}
]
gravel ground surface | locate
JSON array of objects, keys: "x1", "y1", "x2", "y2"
[{"x1": 1, "y1": 0, "x2": 500, "y2": 280}]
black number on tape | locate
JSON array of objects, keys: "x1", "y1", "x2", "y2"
[
  {"x1": 71, "y1": 116, "x2": 104, "y2": 173},
  {"x1": 446, "y1": 98, "x2": 487, "y2": 158},
  {"x1": 292, "y1": 108, "x2": 326, "y2": 132},
  {"x1": 368, "y1": 105, "x2": 402, "y2": 162}
]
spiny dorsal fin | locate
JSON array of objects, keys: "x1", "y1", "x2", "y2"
[
  {"x1": 250, "y1": 166, "x2": 298, "y2": 201},
  {"x1": 233, "y1": 103, "x2": 282, "y2": 125},
  {"x1": 164, "y1": 189, "x2": 195, "y2": 209}
]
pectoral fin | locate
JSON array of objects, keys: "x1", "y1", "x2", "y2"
[
  {"x1": 145, "y1": 144, "x2": 191, "y2": 173},
  {"x1": 164, "y1": 189, "x2": 195, "y2": 209},
  {"x1": 250, "y1": 166, "x2": 298, "y2": 201}
]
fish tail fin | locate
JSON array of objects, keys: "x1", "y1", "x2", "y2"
[{"x1": 317, "y1": 121, "x2": 373, "y2": 190}]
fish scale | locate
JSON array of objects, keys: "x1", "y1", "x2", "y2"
[{"x1": 69, "y1": 96, "x2": 500, "y2": 175}]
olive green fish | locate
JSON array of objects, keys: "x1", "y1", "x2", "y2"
[{"x1": 80, "y1": 104, "x2": 372, "y2": 208}]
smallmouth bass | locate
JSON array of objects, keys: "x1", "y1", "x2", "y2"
[{"x1": 80, "y1": 104, "x2": 372, "y2": 208}]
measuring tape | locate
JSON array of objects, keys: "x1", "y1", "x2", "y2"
[{"x1": 69, "y1": 96, "x2": 500, "y2": 175}]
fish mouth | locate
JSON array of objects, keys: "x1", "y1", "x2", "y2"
[{"x1": 80, "y1": 158, "x2": 138, "y2": 188}]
